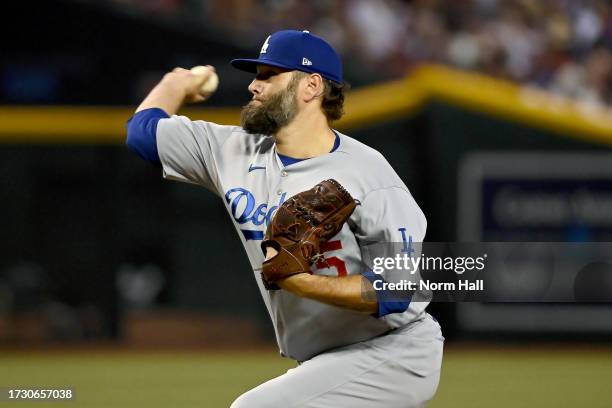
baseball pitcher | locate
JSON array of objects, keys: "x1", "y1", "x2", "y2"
[{"x1": 126, "y1": 29, "x2": 443, "y2": 408}]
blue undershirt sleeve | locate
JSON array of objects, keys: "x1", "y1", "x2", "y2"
[
  {"x1": 362, "y1": 270, "x2": 411, "y2": 318},
  {"x1": 126, "y1": 107, "x2": 170, "y2": 166}
]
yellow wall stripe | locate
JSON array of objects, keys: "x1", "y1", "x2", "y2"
[
  {"x1": 1, "y1": 64, "x2": 611, "y2": 145},
  {"x1": 415, "y1": 65, "x2": 612, "y2": 146},
  {"x1": 0, "y1": 106, "x2": 240, "y2": 144}
]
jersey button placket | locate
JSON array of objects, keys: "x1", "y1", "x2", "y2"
[{"x1": 277, "y1": 169, "x2": 288, "y2": 195}]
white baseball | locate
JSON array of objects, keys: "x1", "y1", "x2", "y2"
[{"x1": 190, "y1": 65, "x2": 219, "y2": 94}]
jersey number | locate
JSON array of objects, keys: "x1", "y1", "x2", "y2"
[{"x1": 315, "y1": 240, "x2": 347, "y2": 277}]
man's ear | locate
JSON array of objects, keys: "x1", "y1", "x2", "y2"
[{"x1": 302, "y1": 73, "x2": 325, "y2": 102}]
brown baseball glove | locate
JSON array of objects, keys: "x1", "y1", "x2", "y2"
[{"x1": 260, "y1": 179, "x2": 358, "y2": 290}]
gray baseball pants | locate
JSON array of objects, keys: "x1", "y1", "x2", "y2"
[{"x1": 230, "y1": 313, "x2": 444, "y2": 408}]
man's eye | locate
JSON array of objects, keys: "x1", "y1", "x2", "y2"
[{"x1": 256, "y1": 71, "x2": 278, "y2": 80}]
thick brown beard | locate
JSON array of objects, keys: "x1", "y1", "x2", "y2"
[{"x1": 240, "y1": 76, "x2": 300, "y2": 135}]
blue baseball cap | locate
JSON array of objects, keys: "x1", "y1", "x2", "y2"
[{"x1": 231, "y1": 30, "x2": 343, "y2": 84}]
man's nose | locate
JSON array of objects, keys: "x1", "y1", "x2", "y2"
[{"x1": 248, "y1": 79, "x2": 263, "y2": 96}]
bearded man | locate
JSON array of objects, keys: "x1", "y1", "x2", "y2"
[{"x1": 126, "y1": 30, "x2": 443, "y2": 408}]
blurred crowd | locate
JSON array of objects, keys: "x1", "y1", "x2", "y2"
[{"x1": 88, "y1": 0, "x2": 612, "y2": 106}]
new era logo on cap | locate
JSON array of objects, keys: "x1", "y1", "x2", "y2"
[{"x1": 230, "y1": 29, "x2": 343, "y2": 84}]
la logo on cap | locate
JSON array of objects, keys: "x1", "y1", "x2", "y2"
[{"x1": 260, "y1": 36, "x2": 271, "y2": 54}]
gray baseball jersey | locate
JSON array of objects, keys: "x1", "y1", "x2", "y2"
[{"x1": 156, "y1": 115, "x2": 430, "y2": 362}]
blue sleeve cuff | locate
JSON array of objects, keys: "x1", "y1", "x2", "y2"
[
  {"x1": 126, "y1": 107, "x2": 169, "y2": 166},
  {"x1": 362, "y1": 270, "x2": 411, "y2": 318}
]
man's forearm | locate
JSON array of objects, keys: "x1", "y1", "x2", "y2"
[
  {"x1": 136, "y1": 76, "x2": 187, "y2": 115},
  {"x1": 278, "y1": 274, "x2": 378, "y2": 314},
  {"x1": 135, "y1": 66, "x2": 214, "y2": 115}
]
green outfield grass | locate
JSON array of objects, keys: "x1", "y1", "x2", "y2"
[{"x1": 1, "y1": 346, "x2": 610, "y2": 407}]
